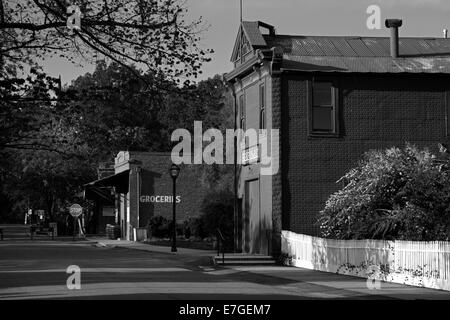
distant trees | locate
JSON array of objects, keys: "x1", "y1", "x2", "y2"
[
  {"x1": 0, "y1": 59, "x2": 233, "y2": 223},
  {"x1": 318, "y1": 144, "x2": 450, "y2": 241},
  {"x1": 65, "y1": 61, "x2": 232, "y2": 158},
  {"x1": 0, "y1": 0, "x2": 221, "y2": 223}
]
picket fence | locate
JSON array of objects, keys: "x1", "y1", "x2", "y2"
[{"x1": 281, "y1": 230, "x2": 450, "y2": 291}]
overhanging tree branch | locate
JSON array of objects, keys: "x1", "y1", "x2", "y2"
[{"x1": 0, "y1": 17, "x2": 177, "y2": 31}]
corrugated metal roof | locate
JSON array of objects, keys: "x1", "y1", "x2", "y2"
[
  {"x1": 229, "y1": 21, "x2": 450, "y2": 75},
  {"x1": 282, "y1": 55, "x2": 450, "y2": 73},
  {"x1": 315, "y1": 38, "x2": 342, "y2": 56},
  {"x1": 330, "y1": 38, "x2": 357, "y2": 56},
  {"x1": 264, "y1": 34, "x2": 450, "y2": 73}
]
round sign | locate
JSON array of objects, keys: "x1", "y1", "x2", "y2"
[{"x1": 69, "y1": 204, "x2": 83, "y2": 217}]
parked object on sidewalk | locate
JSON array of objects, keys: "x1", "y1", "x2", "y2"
[
  {"x1": 29, "y1": 224, "x2": 56, "y2": 240},
  {"x1": 49, "y1": 223, "x2": 57, "y2": 237},
  {"x1": 106, "y1": 224, "x2": 121, "y2": 240},
  {"x1": 134, "y1": 228, "x2": 147, "y2": 242}
]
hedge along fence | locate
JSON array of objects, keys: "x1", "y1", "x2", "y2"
[{"x1": 281, "y1": 231, "x2": 450, "y2": 291}]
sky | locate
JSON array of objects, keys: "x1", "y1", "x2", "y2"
[{"x1": 42, "y1": 0, "x2": 450, "y2": 85}]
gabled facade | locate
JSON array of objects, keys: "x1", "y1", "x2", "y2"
[{"x1": 225, "y1": 20, "x2": 450, "y2": 256}]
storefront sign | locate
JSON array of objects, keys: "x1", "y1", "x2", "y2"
[
  {"x1": 242, "y1": 145, "x2": 259, "y2": 165},
  {"x1": 140, "y1": 195, "x2": 181, "y2": 203}
]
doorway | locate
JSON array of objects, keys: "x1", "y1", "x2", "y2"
[{"x1": 243, "y1": 179, "x2": 269, "y2": 254}]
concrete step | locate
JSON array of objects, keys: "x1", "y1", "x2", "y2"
[{"x1": 213, "y1": 254, "x2": 277, "y2": 266}]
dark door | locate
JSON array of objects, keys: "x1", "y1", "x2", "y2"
[{"x1": 244, "y1": 179, "x2": 267, "y2": 254}]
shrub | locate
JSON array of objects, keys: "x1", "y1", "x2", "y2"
[
  {"x1": 198, "y1": 189, "x2": 234, "y2": 249},
  {"x1": 148, "y1": 215, "x2": 170, "y2": 239},
  {"x1": 185, "y1": 217, "x2": 207, "y2": 239},
  {"x1": 318, "y1": 143, "x2": 450, "y2": 241}
]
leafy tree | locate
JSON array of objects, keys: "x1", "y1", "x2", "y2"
[
  {"x1": 1, "y1": 148, "x2": 95, "y2": 220},
  {"x1": 0, "y1": 1, "x2": 221, "y2": 224},
  {"x1": 198, "y1": 188, "x2": 234, "y2": 249},
  {"x1": 159, "y1": 75, "x2": 233, "y2": 136},
  {"x1": 318, "y1": 143, "x2": 450, "y2": 241},
  {"x1": 0, "y1": 0, "x2": 211, "y2": 85},
  {"x1": 0, "y1": 67, "x2": 65, "y2": 152},
  {"x1": 1, "y1": 60, "x2": 234, "y2": 223},
  {"x1": 63, "y1": 60, "x2": 168, "y2": 159}
]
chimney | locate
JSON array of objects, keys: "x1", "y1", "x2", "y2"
[
  {"x1": 385, "y1": 19, "x2": 403, "y2": 58},
  {"x1": 444, "y1": 29, "x2": 448, "y2": 39}
]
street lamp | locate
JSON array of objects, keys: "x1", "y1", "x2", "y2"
[{"x1": 169, "y1": 163, "x2": 180, "y2": 252}]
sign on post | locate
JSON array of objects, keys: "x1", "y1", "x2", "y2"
[
  {"x1": 69, "y1": 204, "x2": 83, "y2": 218},
  {"x1": 69, "y1": 204, "x2": 83, "y2": 240}
]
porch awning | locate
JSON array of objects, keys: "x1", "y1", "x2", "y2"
[
  {"x1": 84, "y1": 186, "x2": 115, "y2": 204},
  {"x1": 85, "y1": 169, "x2": 130, "y2": 194}
]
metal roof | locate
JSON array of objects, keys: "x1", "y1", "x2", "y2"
[
  {"x1": 281, "y1": 55, "x2": 450, "y2": 73},
  {"x1": 264, "y1": 35, "x2": 450, "y2": 57},
  {"x1": 263, "y1": 34, "x2": 450, "y2": 73}
]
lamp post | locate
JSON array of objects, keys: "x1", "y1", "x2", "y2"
[{"x1": 169, "y1": 163, "x2": 180, "y2": 252}]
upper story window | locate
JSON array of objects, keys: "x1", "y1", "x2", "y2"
[
  {"x1": 309, "y1": 79, "x2": 339, "y2": 136},
  {"x1": 259, "y1": 84, "x2": 266, "y2": 130},
  {"x1": 242, "y1": 36, "x2": 251, "y2": 56},
  {"x1": 239, "y1": 94, "x2": 246, "y2": 131}
]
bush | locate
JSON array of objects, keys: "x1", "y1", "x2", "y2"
[
  {"x1": 185, "y1": 217, "x2": 207, "y2": 239},
  {"x1": 148, "y1": 216, "x2": 170, "y2": 239},
  {"x1": 198, "y1": 189, "x2": 234, "y2": 250},
  {"x1": 318, "y1": 143, "x2": 450, "y2": 241}
]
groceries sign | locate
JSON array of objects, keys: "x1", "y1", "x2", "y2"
[{"x1": 140, "y1": 195, "x2": 181, "y2": 204}]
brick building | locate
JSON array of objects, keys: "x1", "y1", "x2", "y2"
[
  {"x1": 85, "y1": 152, "x2": 209, "y2": 240},
  {"x1": 225, "y1": 20, "x2": 450, "y2": 256}
]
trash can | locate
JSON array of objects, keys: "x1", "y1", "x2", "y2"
[
  {"x1": 134, "y1": 228, "x2": 148, "y2": 242},
  {"x1": 106, "y1": 224, "x2": 121, "y2": 239}
]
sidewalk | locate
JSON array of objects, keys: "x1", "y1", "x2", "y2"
[
  {"x1": 86, "y1": 238, "x2": 450, "y2": 299},
  {"x1": 90, "y1": 238, "x2": 216, "y2": 257},
  {"x1": 221, "y1": 265, "x2": 450, "y2": 300}
]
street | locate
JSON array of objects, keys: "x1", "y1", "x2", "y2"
[{"x1": 1, "y1": 228, "x2": 450, "y2": 300}]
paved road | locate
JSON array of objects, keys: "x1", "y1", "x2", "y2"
[{"x1": 1, "y1": 238, "x2": 450, "y2": 300}]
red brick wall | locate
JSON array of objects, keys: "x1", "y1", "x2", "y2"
[{"x1": 282, "y1": 73, "x2": 450, "y2": 236}]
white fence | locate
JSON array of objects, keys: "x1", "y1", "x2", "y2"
[{"x1": 281, "y1": 230, "x2": 450, "y2": 291}]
